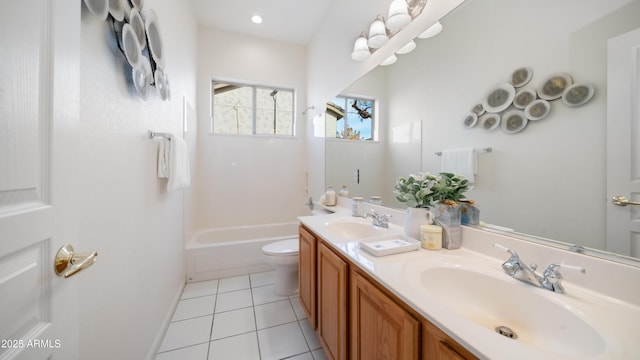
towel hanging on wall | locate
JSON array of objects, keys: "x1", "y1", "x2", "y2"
[
  {"x1": 440, "y1": 148, "x2": 477, "y2": 183},
  {"x1": 156, "y1": 133, "x2": 191, "y2": 191},
  {"x1": 157, "y1": 138, "x2": 170, "y2": 179}
]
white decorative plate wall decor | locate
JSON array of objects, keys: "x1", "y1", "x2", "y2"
[
  {"x1": 84, "y1": 0, "x2": 109, "y2": 20},
  {"x1": 82, "y1": 0, "x2": 170, "y2": 101},
  {"x1": 513, "y1": 88, "x2": 537, "y2": 109},
  {"x1": 562, "y1": 83, "x2": 595, "y2": 107},
  {"x1": 501, "y1": 110, "x2": 528, "y2": 134},
  {"x1": 471, "y1": 103, "x2": 485, "y2": 116},
  {"x1": 524, "y1": 99, "x2": 551, "y2": 121},
  {"x1": 129, "y1": 8, "x2": 147, "y2": 50},
  {"x1": 482, "y1": 82, "x2": 516, "y2": 113},
  {"x1": 480, "y1": 113, "x2": 501, "y2": 131},
  {"x1": 510, "y1": 67, "x2": 533, "y2": 88},
  {"x1": 143, "y1": 9, "x2": 165, "y2": 69},
  {"x1": 122, "y1": 23, "x2": 142, "y2": 69},
  {"x1": 539, "y1": 73, "x2": 573, "y2": 100},
  {"x1": 463, "y1": 113, "x2": 478, "y2": 128},
  {"x1": 108, "y1": 0, "x2": 125, "y2": 21}
]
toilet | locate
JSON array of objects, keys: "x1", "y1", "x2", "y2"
[{"x1": 262, "y1": 238, "x2": 299, "y2": 296}]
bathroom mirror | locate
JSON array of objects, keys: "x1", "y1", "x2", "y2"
[
  {"x1": 325, "y1": 65, "x2": 422, "y2": 204},
  {"x1": 325, "y1": 0, "x2": 640, "y2": 264}
]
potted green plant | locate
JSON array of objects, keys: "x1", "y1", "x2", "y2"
[
  {"x1": 394, "y1": 172, "x2": 472, "y2": 245},
  {"x1": 431, "y1": 172, "x2": 471, "y2": 249},
  {"x1": 393, "y1": 172, "x2": 437, "y2": 240}
]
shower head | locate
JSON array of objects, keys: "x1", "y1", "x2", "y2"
[{"x1": 270, "y1": 90, "x2": 278, "y2": 97}]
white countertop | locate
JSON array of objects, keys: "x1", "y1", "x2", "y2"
[{"x1": 299, "y1": 207, "x2": 640, "y2": 360}]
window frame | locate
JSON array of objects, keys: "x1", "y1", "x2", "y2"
[
  {"x1": 209, "y1": 78, "x2": 297, "y2": 137},
  {"x1": 326, "y1": 94, "x2": 378, "y2": 141}
]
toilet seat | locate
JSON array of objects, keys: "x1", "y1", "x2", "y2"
[{"x1": 263, "y1": 239, "x2": 298, "y2": 256}]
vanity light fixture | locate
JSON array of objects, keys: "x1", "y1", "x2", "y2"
[
  {"x1": 386, "y1": 0, "x2": 412, "y2": 32},
  {"x1": 351, "y1": 32, "x2": 371, "y2": 61},
  {"x1": 380, "y1": 54, "x2": 397, "y2": 66},
  {"x1": 349, "y1": 0, "x2": 430, "y2": 62},
  {"x1": 368, "y1": 15, "x2": 389, "y2": 49},
  {"x1": 417, "y1": 21, "x2": 443, "y2": 39},
  {"x1": 396, "y1": 40, "x2": 416, "y2": 55},
  {"x1": 251, "y1": 15, "x2": 263, "y2": 24}
]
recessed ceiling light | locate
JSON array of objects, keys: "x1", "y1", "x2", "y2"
[{"x1": 251, "y1": 15, "x2": 263, "y2": 24}]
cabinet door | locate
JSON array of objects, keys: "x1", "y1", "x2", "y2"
[
  {"x1": 317, "y1": 241, "x2": 349, "y2": 360},
  {"x1": 298, "y1": 225, "x2": 317, "y2": 328},
  {"x1": 351, "y1": 270, "x2": 420, "y2": 360},
  {"x1": 422, "y1": 319, "x2": 478, "y2": 360}
]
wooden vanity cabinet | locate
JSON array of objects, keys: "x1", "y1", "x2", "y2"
[
  {"x1": 351, "y1": 270, "x2": 420, "y2": 360},
  {"x1": 317, "y1": 240, "x2": 349, "y2": 360},
  {"x1": 298, "y1": 225, "x2": 477, "y2": 360},
  {"x1": 298, "y1": 225, "x2": 317, "y2": 328}
]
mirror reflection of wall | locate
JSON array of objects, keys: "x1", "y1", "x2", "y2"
[
  {"x1": 325, "y1": 65, "x2": 423, "y2": 206},
  {"x1": 325, "y1": 66, "x2": 386, "y2": 201},
  {"x1": 325, "y1": 0, "x2": 640, "y2": 260}
]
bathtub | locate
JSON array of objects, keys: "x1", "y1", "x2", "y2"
[{"x1": 185, "y1": 222, "x2": 299, "y2": 282}]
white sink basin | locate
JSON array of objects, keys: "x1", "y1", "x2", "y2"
[
  {"x1": 324, "y1": 217, "x2": 402, "y2": 239},
  {"x1": 418, "y1": 267, "x2": 605, "y2": 357}
]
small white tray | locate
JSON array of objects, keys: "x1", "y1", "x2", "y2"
[{"x1": 359, "y1": 237, "x2": 420, "y2": 256}]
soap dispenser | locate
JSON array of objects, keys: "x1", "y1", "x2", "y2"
[{"x1": 325, "y1": 185, "x2": 336, "y2": 206}]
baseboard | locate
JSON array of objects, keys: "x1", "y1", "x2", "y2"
[{"x1": 145, "y1": 281, "x2": 185, "y2": 360}]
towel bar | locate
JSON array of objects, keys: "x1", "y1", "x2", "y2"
[
  {"x1": 435, "y1": 147, "x2": 492, "y2": 156},
  {"x1": 148, "y1": 130, "x2": 171, "y2": 140}
]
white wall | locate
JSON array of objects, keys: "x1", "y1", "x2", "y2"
[
  {"x1": 385, "y1": 0, "x2": 640, "y2": 248},
  {"x1": 191, "y1": 27, "x2": 308, "y2": 232},
  {"x1": 77, "y1": 0, "x2": 197, "y2": 358}
]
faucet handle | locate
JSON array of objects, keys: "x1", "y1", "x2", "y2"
[
  {"x1": 494, "y1": 243, "x2": 522, "y2": 275},
  {"x1": 542, "y1": 263, "x2": 585, "y2": 294},
  {"x1": 544, "y1": 263, "x2": 586, "y2": 276},
  {"x1": 493, "y1": 243, "x2": 519, "y2": 258}
]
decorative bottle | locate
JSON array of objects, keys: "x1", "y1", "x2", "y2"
[
  {"x1": 325, "y1": 186, "x2": 336, "y2": 206},
  {"x1": 339, "y1": 185, "x2": 350, "y2": 198}
]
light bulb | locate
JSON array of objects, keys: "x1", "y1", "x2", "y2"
[
  {"x1": 380, "y1": 54, "x2": 397, "y2": 66},
  {"x1": 396, "y1": 40, "x2": 416, "y2": 55},
  {"x1": 351, "y1": 33, "x2": 371, "y2": 61},
  {"x1": 386, "y1": 0, "x2": 411, "y2": 32},
  {"x1": 368, "y1": 15, "x2": 389, "y2": 49},
  {"x1": 417, "y1": 21, "x2": 443, "y2": 39}
]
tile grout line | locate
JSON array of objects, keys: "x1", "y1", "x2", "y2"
[
  {"x1": 248, "y1": 274, "x2": 264, "y2": 360},
  {"x1": 205, "y1": 279, "x2": 220, "y2": 360}
]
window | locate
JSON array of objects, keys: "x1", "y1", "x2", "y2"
[
  {"x1": 325, "y1": 96, "x2": 376, "y2": 140},
  {"x1": 211, "y1": 81, "x2": 295, "y2": 136}
]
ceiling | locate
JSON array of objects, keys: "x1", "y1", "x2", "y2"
[{"x1": 190, "y1": 0, "x2": 337, "y2": 45}]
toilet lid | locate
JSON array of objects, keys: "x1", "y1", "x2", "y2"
[{"x1": 263, "y1": 239, "x2": 298, "y2": 256}]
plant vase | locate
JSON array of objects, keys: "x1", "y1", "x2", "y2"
[
  {"x1": 458, "y1": 200, "x2": 480, "y2": 225},
  {"x1": 403, "y1": 207, "x2": 433, "y2": 240},
  {"x1": 434, "y1": 202, "x2": 462, "y2": 249}
]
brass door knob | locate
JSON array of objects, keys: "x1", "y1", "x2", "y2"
[
  {"x1": 54, "y1": 244, "x2": 98, "y2": 278},
  {"x1": 612, "y1": 196, "x2": 640, "y2": 207}
]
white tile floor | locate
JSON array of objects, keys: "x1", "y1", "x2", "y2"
[{"x1": 156, "y1": 271, "x2": 327, "y2": 360}]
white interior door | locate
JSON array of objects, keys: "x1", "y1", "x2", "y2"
[
  {"x1": 606, "y1": 27, "x2": 640, "y2": 258},
  {"x1": 0, "y1": 1, "x2": 82, "y2": 359}
]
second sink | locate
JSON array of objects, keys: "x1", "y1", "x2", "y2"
[{"x1": 418, "y1": 267, "x2": 605, "y2": 358}]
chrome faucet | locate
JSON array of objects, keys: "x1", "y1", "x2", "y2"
[
  {"x1": 366, "y1": 210, "x2": 392, "y2": 228},
  {"x1": 494, "y1": 243, "x2": 586, "y2": 294}
]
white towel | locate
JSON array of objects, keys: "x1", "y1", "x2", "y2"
[
  {"x1": 156, "y1": 134, "x2": 191, "y2": 191},
  {"x1": 440, "y1": 148, "x2": 477, "y2": 183},
  {"x1": 167, "y1": 134, "x2": 191, "y2": 191},
  {"x1": 157, "y1": 138, "x2": 169, "y2": 179}
]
